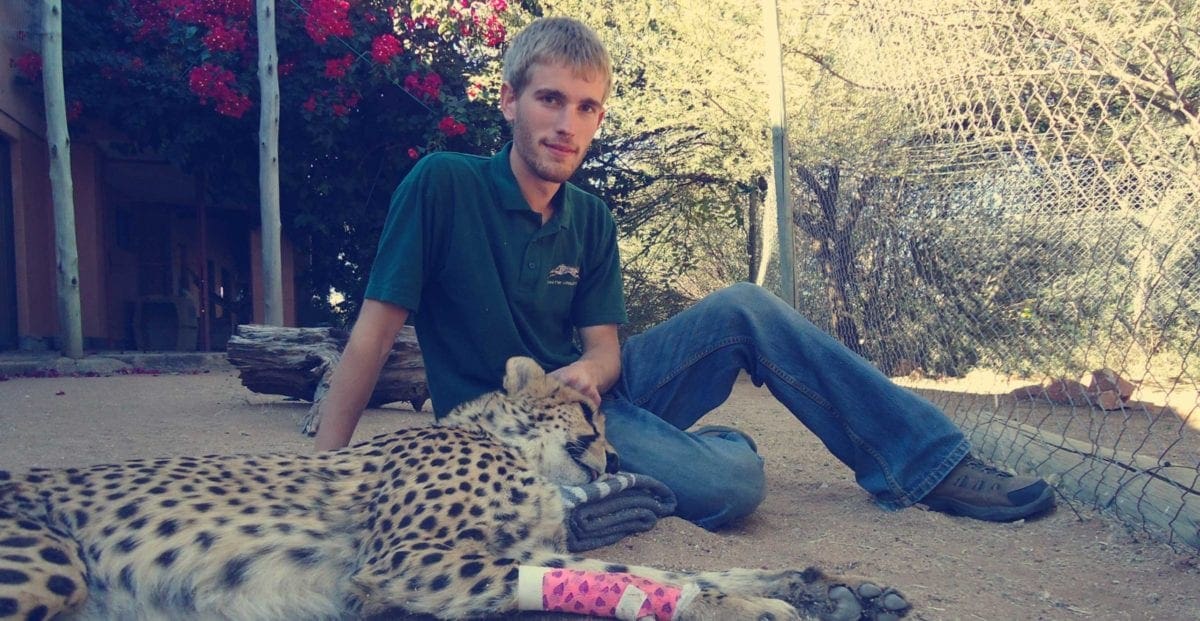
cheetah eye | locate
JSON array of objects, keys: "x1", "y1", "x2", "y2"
[
  {"x1": 566, "y1": 435, "x2": 598, "y2": 460},
  {"x1": 578, "y1": 401, "x2": 595, "y2": 423}
]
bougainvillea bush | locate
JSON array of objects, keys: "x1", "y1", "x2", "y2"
[{"x1": 41, "y1": 0, "x2": 520, "y2": 322}]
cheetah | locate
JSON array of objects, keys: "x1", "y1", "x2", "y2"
[{"x1": 0, "y1": 357, "x2": 910, "y2": 620}]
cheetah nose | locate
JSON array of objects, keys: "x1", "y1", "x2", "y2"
[{"x1": 604, "y1": 451, "x2": 620, "y2": 474}]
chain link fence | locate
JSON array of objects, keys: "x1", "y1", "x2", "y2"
[{"x1": 780, "y1": 0, "x2": 1199, "y2": 549}]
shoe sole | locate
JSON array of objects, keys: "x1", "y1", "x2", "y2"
[{"x1": 922, "y1": 484, "x2": 1057, "y2": 522}]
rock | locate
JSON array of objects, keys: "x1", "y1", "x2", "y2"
[
  {"x1": 1009, "y1": 385, "x2": 1045, "y2": 401},
  {"x1": 1087, "y1": 368, "x2": 1134, "y2": 401},
  {"x1": 1042, "y1": 377, "x2": 1091, "y2": 405},
  {"x1": 1096, "y1": 389, "x2": 1125, "y2": 411}
]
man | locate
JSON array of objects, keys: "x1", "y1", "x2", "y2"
[{"x1": 315, "y1": 16, "x2": 1056, "y2": 529}]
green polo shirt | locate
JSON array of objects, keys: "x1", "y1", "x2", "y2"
[{"x1": 364, "y1": 143, "x2": 627, "y2": 415}]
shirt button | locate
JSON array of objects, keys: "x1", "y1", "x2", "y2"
[{"x1": 527, "y1": 262, "x2": 536, "y2": 269}]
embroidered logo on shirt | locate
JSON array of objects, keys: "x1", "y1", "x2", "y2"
[{"x1": 547, "y1": 264, "x2": 580, "y2": 286}]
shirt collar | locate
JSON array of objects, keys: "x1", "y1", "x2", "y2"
[{"x1": 490, "y1": 142, "x2": 572, "y2": 229}]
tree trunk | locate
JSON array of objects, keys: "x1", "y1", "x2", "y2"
[
  {"x1": 256, "y1": 0, "x2": 284, "y2": 326},
  {"x1": 794, "y1": 164, "x2": 865, "y2": 356},
  {"x1": 747, "y1": 184, "x2": 762, "y2": 283},
  {"x1": 42, "y1": 0, "x2": 83, "y2": 358},
  {"x1": 226, "y1": 324, "x2": 428, "y2": 435},
  {"x1": 762, "y1": 0, "x2": 795, "y2": 306},
  {"x1": 817, "y1": 233, "x2": 864, "y2": 355}
]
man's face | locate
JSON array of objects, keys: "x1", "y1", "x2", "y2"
[{"x1": 501, "y1": 62, "x2": 607, "y2": 185}]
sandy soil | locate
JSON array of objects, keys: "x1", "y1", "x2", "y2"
[{"x1": 1, "y1": 370, "x2": 1199, "y2": 620}]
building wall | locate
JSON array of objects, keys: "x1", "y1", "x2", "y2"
[
  {"x1": 2, "y1": 4, "x2": 298, "y2": 350},
  {"x1": 73, "y1": 143, "x2": 107, "y2": 341},
  {"x1": 8, "y1": 124, "x2": 55, "y2": 345}
]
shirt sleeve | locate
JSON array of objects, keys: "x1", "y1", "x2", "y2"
[
  {"x1": 363, "y1": 157, "x2": 443, "y2": 313},
  {"x1": 571, "y1": 202, "x2": 627, "y2": 327}
]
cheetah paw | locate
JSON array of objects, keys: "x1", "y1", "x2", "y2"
[
  {"x1": 818, "y1": 581, "x2": 910, "y2": 621},
  {"x1": 759, "y1": 568, "x2": 910, "y2": 621}
]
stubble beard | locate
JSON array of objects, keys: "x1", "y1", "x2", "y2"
[{"x1": 512, "y1": 118, "x2": 580, "y2": 184}]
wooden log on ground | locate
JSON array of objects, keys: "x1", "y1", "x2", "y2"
[
  {"x1": 226, "y1": 324, "x2": 428, "y2": 435},
  {"x1": 953, "y1": 407, "x2": 1200, "y2": 551}
]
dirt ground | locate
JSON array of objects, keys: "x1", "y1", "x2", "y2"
[{"x1": 2, "y1": 369, "x2": 1199, "y2": 620}]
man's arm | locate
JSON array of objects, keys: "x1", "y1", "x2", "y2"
[
  {"x1": 549, "y1": 324, "x2": 620, "y2": 406},
  {"x1": 313, "y1": 299, "x2": 410, "y2": 451}
]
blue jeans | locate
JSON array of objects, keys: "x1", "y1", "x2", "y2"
[{"x1": 602, "y1": 282, "x2": 970, "y2": 530}]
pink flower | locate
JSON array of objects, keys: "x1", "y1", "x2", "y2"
[
  {"x1": 202, "y1": 23, "x2": 248, "y2": 53},
  {"x1": 403, "y1": 72, "x2": 442, "y2": 102},
  {"x1": 466, "y1": 83, "x2": 484, "y2": 101},
  {"x1": 215, "y1": 92, "x2": 252, "y2": 118},
  {"x1": 324, "y1": 54, "x2": 354, "y2": 79},
  {"x1": 178, "y1": 0, "x2": 251, "y2": 26},
  {"x1": 438, "y1": 116, "x2": 467, "y2": 137},
  {"x1": 12, "y1": 51, "x2": 42, "y2": 80},
  {"x1": 67, "y1": 100, "x2": 84, "y2": 122},
  {"x1": 483, "y1": 15, "x2": 506, "y2": 47},
  {"x1": 489, "y1": 0, "x2": 508, "y2": 11},
  {"x1": 129, "y1": 0, "x2": 173, "y2": 40},
  {"x1": 302, "y1": 95, "x2": 318, "y2": 112},
  {"x1": 370, "y1": 34, "x2": 403, "y2": 64},
  {"x1": 303, "y1": 0, "x2": 352, "y2": 45},
  {"x1": 408, "y1": 148, "x2": 419, "y2": 159},
  {"x1": 189, "y1": 63, "x2": 235, "y2": 99},
  {"x1": 188, "y1": 63, "x2": 253, "y2": 118}
]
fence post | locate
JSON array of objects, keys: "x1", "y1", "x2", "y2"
[{"x1": 762, "y1": 0, "x2": 795, "y2": 307}]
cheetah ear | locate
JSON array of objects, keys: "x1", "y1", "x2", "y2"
[{"x1": 503, "y1": 356, "x2": 548, "y2": 395}]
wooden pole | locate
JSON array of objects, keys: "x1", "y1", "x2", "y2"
[
  {"x1": 747, "y1": 180, "x2": 762, "y2": 283},
  {"x1": 257, "y1": 0, "x2": 284, "y2": 326},
  {"x1": 762, "y1": 0, "x2": 795, "y2": 307},
  {"x1": 41, "y1": 0, "x2": 83, "y2": 357}
]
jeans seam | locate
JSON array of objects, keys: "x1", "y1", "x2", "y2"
[
  {"x1": 627, "y1": 336, "x2": 911, "y2": 503},
  {"x1": 754, "y1": 354, "x2": 907, "y2": 502},
  {"x1": 627, "y1": 335, "x2": 751, "y2": 407},
  {"x1": 622, "y1": 323, "x2": 968, "y2": 511},
  {"x1": 887, "y1": 440, "x2": 970, "y2": 509}
]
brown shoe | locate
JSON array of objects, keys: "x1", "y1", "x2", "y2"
[{"x1": 920, "y1": 455, "x2": 1056, "y2": 522}]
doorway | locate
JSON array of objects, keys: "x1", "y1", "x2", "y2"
[{"x1": 0, "y1": 140, "x2": 17, "y2": 350}]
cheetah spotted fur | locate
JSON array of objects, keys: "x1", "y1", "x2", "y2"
[{"x1": 0, "y1": 357, "x2": 910, "y2": 620}]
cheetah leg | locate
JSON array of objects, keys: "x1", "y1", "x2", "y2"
[
  {"x1": 353, "y1": 545, "x2": 908, "y2": 621},
  {"x1": 352, "y1": 546, "x2": 527, "y2": 619},
  {"x1": 521, "y1": 552, "x2": 911, "y2": 621},
  {"x1": 0, "y1": 485, "x2": 89, "y2": 620}
]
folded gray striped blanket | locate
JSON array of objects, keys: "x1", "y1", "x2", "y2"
[{"x1": 559, "y1": 472, "x2": 677, "y2": 552}]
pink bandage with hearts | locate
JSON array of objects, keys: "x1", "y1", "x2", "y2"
[{"x1": 523, "y1": 567, "x2": 682, "y2": 620}]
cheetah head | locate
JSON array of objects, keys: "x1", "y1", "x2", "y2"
[{"x1": 442, "y1": 357, "x2": 619, "y2": 485}]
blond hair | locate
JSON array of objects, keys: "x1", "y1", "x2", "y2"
[{"x1": 502, "y1": 17, "x2": 613, "y2": 101}]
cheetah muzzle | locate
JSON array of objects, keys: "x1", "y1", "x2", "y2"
[{"x1": 0, "y1": 356, "x2": 910, "y2": 620}]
